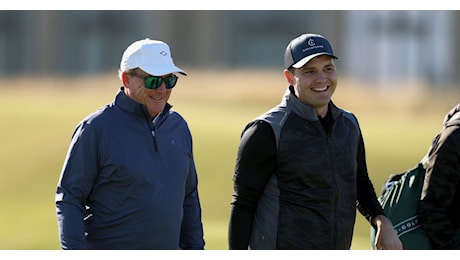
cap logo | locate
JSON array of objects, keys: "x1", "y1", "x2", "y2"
[
  {"x1": 160, "y1": 51, "x2": 168, "y2": 56},
  {"x1": 302, "y1": 38, "x2": 324, "y2": 53}
]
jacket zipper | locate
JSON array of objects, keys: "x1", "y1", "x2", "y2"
[
  {"x1": 139, "y1": 103, "x2": 159, "y2": 153},
  {"x1": 151, "y1": 129, "x2": 158, "y2": 152}
]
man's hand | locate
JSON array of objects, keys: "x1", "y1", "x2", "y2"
[{"x1": 372, "y1": 214, "x2": 403, "y2": 250}]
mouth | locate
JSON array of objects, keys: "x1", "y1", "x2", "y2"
[
  {"x1": 312, "y1": 86, "x2": 329, "y2": 92},
  {"x1": 149, "y1": 95, "x2": 164, "y2": 101}
]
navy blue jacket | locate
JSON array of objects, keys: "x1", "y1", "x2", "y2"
[{"x1": 56, "y1": 87, "x2": 205, "y2": 249}]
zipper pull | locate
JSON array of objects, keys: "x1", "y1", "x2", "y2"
[{"x1": 151, "y1": 130, "x2": 158, "y2": 151}]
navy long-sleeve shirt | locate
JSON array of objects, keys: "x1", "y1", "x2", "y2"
[{"x1": 55, "y1": 87, "x2": 205, "y2": 249}]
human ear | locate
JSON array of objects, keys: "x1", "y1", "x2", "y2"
[
  {"x1": 121, "y1": 71, "x2": 131, "y2": 88},
  {"x1": 283, "y1": 69, "x2": 295, "y2": 86}
]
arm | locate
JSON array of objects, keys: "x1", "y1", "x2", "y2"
[
  {"x1": 179, "y1": 152, "x2": 205, "y2": 250},
  {"x1": 228, "y1": 120, "x2": 276, "y2": 249},
  {"x1": 355, "y1": 133, "x2": 402, "y2": 250},
  {"x1": 355, "y1": 133, "x2": 385, "y2": 219},
  {"x1": 55, "y1": 122, "x2": 99, "y2": 249}
]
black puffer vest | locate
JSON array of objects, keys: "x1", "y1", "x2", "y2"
[{"x1": 249, "y1": 88, "x2": 361, "y2": 249}]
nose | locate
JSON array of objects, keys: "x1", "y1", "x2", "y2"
[
  {"x1": 315, "y1": 72, "x2": 327, "y2": 82},
  {"x1": 155, "y1": 81, "x2": 167, "y2": 92}
]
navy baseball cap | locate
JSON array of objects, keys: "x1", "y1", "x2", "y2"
[{"x1": 284, "y1": 33, "x2": 338, "y2": 69}]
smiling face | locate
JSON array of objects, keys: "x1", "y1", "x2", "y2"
[
  {"x1": 284, "y1": 55, "x2": 337, "y2": 118},
  {"x1": 121, "y1": 69, "x2": 173, "y2": 118}
]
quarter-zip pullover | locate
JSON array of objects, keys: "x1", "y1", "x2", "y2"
[{"x1": 56, "y1": 87, "x2": 204, "y2": 249}]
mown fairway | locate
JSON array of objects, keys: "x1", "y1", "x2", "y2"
[{"x1": 0, "y1": 70, "x2": 457, "y2": 250}]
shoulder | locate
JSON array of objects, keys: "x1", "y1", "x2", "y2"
[
  {"x1": 78, "y1": 104, "x2": 116, "y2": 128},
  {"x1": 332, "y1": 103, "x2": 361, "y2": 130},
  {"x1": 242, "y1": 120, "x2": 273, "y2": 139},
  {"x1": 167, "y1": 110, "x2": 189, "y2": 127},
  {"x1": 69, "y1": 105, "x2": 113, "y2": 139}
]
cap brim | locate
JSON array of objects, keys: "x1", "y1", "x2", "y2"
[
  {"x1": 141, "y1": 65, "x2": 187, "y2": 76},
  {"x1": 292, "y1": 53, "x2": 338, "y2": 69}
]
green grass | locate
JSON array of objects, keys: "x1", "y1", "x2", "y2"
[{"x1": 0, "y1": 71, "x2": 457, "y2": 250}]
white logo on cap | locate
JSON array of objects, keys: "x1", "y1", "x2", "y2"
[
  {"x1": 303, "y1": 38, "x2": 324, "y2": 53},
  {"x1": 160, "y1": 51, "x2": 167, "y2": 56}
]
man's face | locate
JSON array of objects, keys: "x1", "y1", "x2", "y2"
[
  {"x1": 290, "y1": 55, "x2": 337, "y2": 116},
  {"x1": 124, "y1": 69, "x2": 173, "y2": 118}
]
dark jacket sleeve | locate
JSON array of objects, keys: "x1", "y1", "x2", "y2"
[
  {"x1": 56, "y1": 121, "x2": 98, "y2": 249},
  {"x1": 418, "y1": 126, "x2": 460, "y2": 249},
  {"x1": 228, "y1": 120, "x2": 277, "y2": 249},
  {"x1": 355, "y1": 133, "x2": 384, "y2": 223},
  {"x1": 180, "y1": 149, "x2": 205, "y2": 249}
]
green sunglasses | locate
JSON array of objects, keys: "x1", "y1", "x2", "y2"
[{"x1": 129, "y1": 71, "x2": 178, "y2": 89}]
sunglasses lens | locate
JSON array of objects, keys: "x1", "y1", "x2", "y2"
[
  {"x1": 143, "y1": 75, "x2": 178, "y2": 89},
  {"x1": 145, "y1": 77, "x2": 162, "y2": 89},
  {"x1": 165, "y1": 75, "x2": 178, "y2": 89}
]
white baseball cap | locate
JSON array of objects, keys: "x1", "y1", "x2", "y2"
[{"x1": 120, "y1": 38, "x2": 187, "y2": 76}]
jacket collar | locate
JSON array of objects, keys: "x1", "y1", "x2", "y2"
[
  {"x1": 281, "y1": 86, "x2": 342, "y2": 121},
  {"x1": 114, "y1": 87, "x2": 172, "y2": 120},
  {"x1": 444, "y1": 103, "x2": 460, "y2": 128}
]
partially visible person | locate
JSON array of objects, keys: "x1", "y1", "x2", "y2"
[
  {"x1": 228, "y1": 33, "x2": 402, "y2": 250},
  {"x1": 418, "y1": 103, "x2": 460, "y2": 249},
  {"x1": 55, "y1": 38, "x2": 205, "y2": 249}
]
